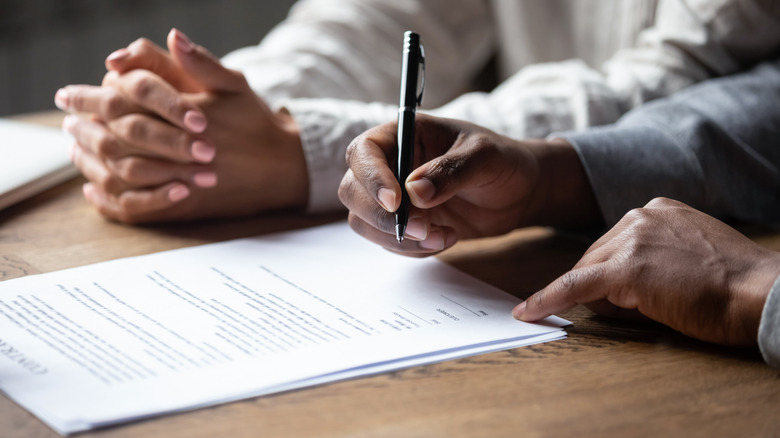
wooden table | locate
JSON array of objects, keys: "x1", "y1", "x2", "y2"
[{"x1": 2, "y1": 113, "x2": 778, "y2": 438}]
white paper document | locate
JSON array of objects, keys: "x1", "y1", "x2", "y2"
[
  {"x1": 0, "y1": 119, "x2": 78, "y2": 210},
  {"x1": 0, "y1": 222, "x2": 568, "y2": 434}
]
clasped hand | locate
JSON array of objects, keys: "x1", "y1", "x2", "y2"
[{"x1": 56, "y1": 29, "x2": 307, "y2": 223}]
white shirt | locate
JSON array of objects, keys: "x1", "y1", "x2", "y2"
[{"x1": 222, "y1": 0, "x2": 780, "y2": 212}]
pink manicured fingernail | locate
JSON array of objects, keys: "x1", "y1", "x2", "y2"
[
  {"x1": 168, "y1": 185, "x2": 190, "y2": 202},
  {"x1": 405, "y1": 217, "x2": 427, "y2": 240},
  {"x1": 173, "y1": 29, "x2": 195, "y2": 53},
  {"x1": 82, "y1": 183, "x2": 95, "y2": 202},
  {"x1": 377, "y1": 188, "x2": 396, "y2": 211},
  {"x1": 191, "y1": 140, "x2": 215, "y2": 163},
  {"x1": 513, "y1": 302, "x2": 527, "y2": 320},
  {"x1": 54, "y1": 88, "x2": 69, "y2": 110},
  {"x1": 183, "y1": 110, "x2": 207, "y2": 133},
  {"x1": 407, "y1": 178, "x2": 436, "y2": 202},
  {"x1": 106, "y1": 48, "x2": 130, "y2": 63},
  {"x1": 62, "y1": 115, "x2": 77, "y2": 134},
  {"x1": 193, "y1": 172, "x2": 217, "y2": 188}
]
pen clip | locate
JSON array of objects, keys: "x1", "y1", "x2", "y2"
[{"x1": 416, "y1": 42, "x2": 425, "y2": 107}]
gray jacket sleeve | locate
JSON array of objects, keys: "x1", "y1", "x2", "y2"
[
  {"x1": 560, "y1": 58, "x2": 780, "y2": 226},
  {"x1": 760, "y1": 275, "x2": 780, "y2": 368}
]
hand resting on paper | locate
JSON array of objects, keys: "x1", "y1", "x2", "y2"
[
  {"x1": 515, "y1": 197, "x2": 780, "y2": 346},
  {"x1": 338, "y1": 114, "x2": 602, "y2": 256},
  {"x1": 55, "y1": 29, "x2": 308, "y2": 223}
]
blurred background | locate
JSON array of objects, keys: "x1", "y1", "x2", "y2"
[{"x1": 0, "y1": 0, "x2": 297, "y2": 116}]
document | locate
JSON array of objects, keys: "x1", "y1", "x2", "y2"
[
  {"x1": 0, "y1": 119, "x2": 78, "y2": 210},
  {"x1": 0, "y1": 222, "x2": 567, "y2": 435}
]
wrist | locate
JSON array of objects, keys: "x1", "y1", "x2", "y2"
[
  {"x1": 734, "y1": 249, "x2": 780, "y2": 342},
  {"x1": 524, "y1": 138, "x2": 603, "y2": 228},
  {"x1": 271, "y1": 109, "x2": 309, "y2": 211}
]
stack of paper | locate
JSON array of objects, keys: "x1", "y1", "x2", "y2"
[
  {"x1": 0, "y1": 119, "x2": 78, "y2": 210},
  {"x1": 0, "y1": 222, "x2": 567, "y2": 435}
]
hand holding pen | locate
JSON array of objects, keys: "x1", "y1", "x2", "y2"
[{"x1": 338, "y1": 34, "x2": 599, "y2": 257}]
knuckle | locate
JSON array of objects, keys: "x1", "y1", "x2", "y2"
[
  {"x1": 115, "y1": 195, "x2": 139, "y2": 224},
  {"x1": 117, "y1": 114, "x2": 149, "y2": 142},
  {"x1": 129, "y1": 37, "x2": 153, "y2": 53},
  {"x1": 127, "y1": 74, "x2": 156, "y2": 102},
  {"x1": 94, "y1": 170, "x2": 121, "y2": 194},
  {"x1": 427, "y1": 155, "x2": 466, "y2": 180},
  {"x1": 101, "y1": 91, "x2": 127, "y2": 119},
  {"x1": 337, "y1": 172, "x2": 355, "y2": 206},
  {"x1": 94, "y1": 131, "x2": 119, "y2": 158},
  {"x1": 114, "y1": 158, "x2": 144, "y2": 184},
  {"x1": 345, "y1": 137, "x2": 361, "y2": 165}
]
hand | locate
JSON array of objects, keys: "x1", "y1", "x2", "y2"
[
  {"x1": 515, "y1": 197, "x2": 780, "y2": 346},
  {"x1": 55, "y1": 29, "x2": 308, "y2": 223},
  {"x1": 338, "y1": 114, "x2": 601, "y2": 256}
]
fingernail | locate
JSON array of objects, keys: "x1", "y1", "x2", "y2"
[
  {"x1": 106, "y1": 48, "x2": 130, "y2": 63},
  {"x1": 82, "y1": 183, "x2": 95, "y2": 202},
  {"x1": 62, "y1": 114, "x2": 77, "y2": 134},
  {"x1": 191, "y1": 140, "x2": 215, "y2": 163},
  {"x1": 377, "y1": 188, "x2": 396, "y2": 212},
  {"x1": 405, "y1": 217, "x2": 427, "y2": 240},
  {"x1": 54, "y1": 88, "x2": 69, "y2": 110},
  {"x1": 173, "y1": 29, "x2": 195, "y2": 54},
  {"x1": 512, "y1": 302, "x2": 527, "y2": 320},
  {"x1": 183, "y1": 110, "x2": 207, "y2": 133},
  {"x1": 420, "y1": 229, "x2": 445, "y2": 251},
  {"x1": 67, "y1": 143, "x2": 76, "y2": 161},
  {"x1": 168, "y1": 184, "x2": 190, "y2": 202},
  {"x1": 407, "y1": 178, "x2": 436, "y2": 203},
  {"x1": 193, "y1": 171, "x2": 217, "y2": 188}
]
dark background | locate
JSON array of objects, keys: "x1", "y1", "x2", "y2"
[{"x1": 0, "y1": 0, "x2": 297, "y2": 116}]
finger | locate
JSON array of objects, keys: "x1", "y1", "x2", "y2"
[
  {"x1": 55, "y1": 85, "x2": 142, "y2": 120},
  {"x1": 83, "y1": 181, "x2": 191, "y2": 224},
  {"x1": 105, "y1": 38, "x2": 199, "y2": 92},
  {"x1": 339, "y1": 169, "x2": 411, "y2": 236},
  {"x1": 106, "y1": 113, "x2": 216, "y2": 163},
  {"x1": 104, "y1": 69, "x2": 207, "y2": 133},
  {"x1": 72, "y1": 140, "x2": 215, "y2": 193},
  {"x1": 63, "y1": 114, "x2": 126, "y2": 161},
  {"x1": 347, "y1": 213, "x2": 457, "y2": 257},
  {"x1": 514, "y1": 263, "x2": 610, "y2": 322},
  {"x1": 405, "y1": 135, "x2": 505, "y2": 209},
  {"x1": 343, "y1": 123, "x2": 402, "y2": 213},
  {"x1": 167, "y1": 28, "x2": 249, "y2": 93}
]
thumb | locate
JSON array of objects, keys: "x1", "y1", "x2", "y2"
[
  {"x1": 405, "y1": 144, "x2": 504, "y2": 209},
  {"x1": 105, "y1": 38, "x2": 199, "y2": 93},
  {"x1": 167, "y1": 28, "x2": 248, "y2": 93}
]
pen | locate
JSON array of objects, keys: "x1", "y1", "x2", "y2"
[{"x1": 395, "y1": 31, "x2": 425, "y2": 243}]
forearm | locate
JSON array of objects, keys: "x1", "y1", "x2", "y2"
[
  {"x1": 222, "y1": 0, "x2": 494, "y2": 107},
  {"x1": 561, "y1": 58, "x2": 780, "y2": 226}
]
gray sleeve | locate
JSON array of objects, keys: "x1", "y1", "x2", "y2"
[
  {"x1": 759, "y1": 274, "x2": 780, "y2": 368},
  {"x1": 559, "y1": 58, "x2": 780, "y2": 226}
]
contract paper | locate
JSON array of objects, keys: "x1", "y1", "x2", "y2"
[{"x1": 0, "y1": 222, "x2": 568, "y2": 434}]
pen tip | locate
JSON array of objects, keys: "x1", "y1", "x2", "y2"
[{"x1": 395, "y1": 224, "x2": 405, "y2": 244}]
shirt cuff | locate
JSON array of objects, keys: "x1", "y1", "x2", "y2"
[
  {"x1": 759, "y1": 274, "x2": 780, "y2": 368},
  {"x1": 558, "y1": 124, "x2": 705, "y2": 226},
  {"x1": 281, "y1": 98, "x2": 396, "y2": 213}
]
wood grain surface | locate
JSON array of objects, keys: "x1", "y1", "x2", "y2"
[{"x1": 1, "y1": 113, "x2": 778, "y2": 438}]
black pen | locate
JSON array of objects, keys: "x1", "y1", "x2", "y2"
[{"x1": 395, "y1": 31, "x2": 425, "y2": 243}]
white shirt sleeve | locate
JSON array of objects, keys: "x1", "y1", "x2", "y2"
[{"x1": 223, "y1": 0, "x2": 780, "y2": 213}]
